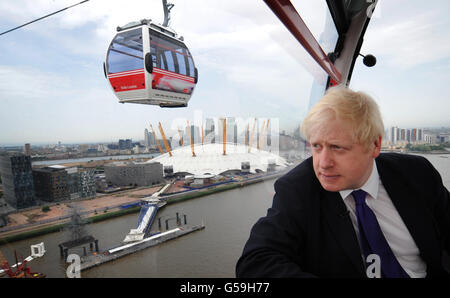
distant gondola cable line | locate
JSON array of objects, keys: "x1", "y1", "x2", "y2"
[{"x1": 0, "y1": 0, "x2": 90, "y2": 37}]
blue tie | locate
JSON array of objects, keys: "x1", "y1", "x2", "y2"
[{"x1": 352, "y1": 189, "x2": 409, "y2": 278}]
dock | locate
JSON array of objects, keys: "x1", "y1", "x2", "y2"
[{"x1": 79, "y1": 224, "x2": 205, "y2": 271}]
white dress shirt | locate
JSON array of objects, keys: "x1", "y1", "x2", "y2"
[{"x1": 339, "y1": 161, "x2": 427, "y2": 278}]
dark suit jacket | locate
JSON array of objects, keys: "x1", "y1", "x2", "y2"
[{"x1": 236, "y1": 153, "x2": 450, "y2": 278}]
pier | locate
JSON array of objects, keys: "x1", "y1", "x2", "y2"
[
  {"x1": 79, "y1": 224, "x2": 205, "y2": 271},
  {"x1": 59, "y1": 235, "x2": 99, "y2": 259}
]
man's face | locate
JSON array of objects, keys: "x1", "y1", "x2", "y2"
[{"x1": 309, "y1": 118, "x2": 381, "y2": 192}]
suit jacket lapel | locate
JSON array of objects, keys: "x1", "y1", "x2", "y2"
[
  {"x1": 321, "y1": 190, "x2": 366, "y2": 276},
  {"x1": 376, "y1": 157, "x2": 441, "y2": 272}
]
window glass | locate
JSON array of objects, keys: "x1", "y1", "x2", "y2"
[
  {"x1": 150, "y1": 29, "x2": 193, "y2": 77},
  {"x1": 107, "y1": 28, "x2": 143, "y2": 74},
  {"x1": 187, "y1": 55, "x2": 195, "y2": 78},
  {"x1": 0, "y1": 0, "x2": 354, "y2": 279},
  {"x1": 176, "y1": 52, "x2": 187, "y2": 75},
  {"x1": 164, "y1": 51, "x2": 175, "y2": 72},
  {"x1": 150, "y1": 44, "x2": 157, "y2": 67},
  {"x1": 291, "y1": 0, "x2": 339, "y2": 54}
]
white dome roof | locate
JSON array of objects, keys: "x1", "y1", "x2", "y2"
[{"x1": 148, "y1": 143, "x2": 288, "y2": 176}]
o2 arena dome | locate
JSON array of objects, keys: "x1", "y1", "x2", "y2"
[{"x1": 148, "y1": 143, "x2": 288, "y2": 176}]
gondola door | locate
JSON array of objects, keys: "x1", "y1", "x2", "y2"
[
  {"x1": 106, "y1": 26, "x2": 149, "y2": 103},
  {"x1": 147, "y1": 28, "x2": 196, "y2": 107}
]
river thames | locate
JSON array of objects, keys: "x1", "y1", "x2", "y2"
[{"x1": 1, "y1": 153, "x2": 449, "y2": 277}]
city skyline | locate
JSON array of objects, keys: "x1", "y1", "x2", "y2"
[
  {"x1": 1, "y1": 1, "x2": 449, "y2": 145},
  {"x1": 2, "y1": 123, "x2": 449, "y2": 148}
]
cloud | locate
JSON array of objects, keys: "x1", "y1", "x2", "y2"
[
  {"x1": 361, "y1": 7, "x2": 450, "y2": 69},
  {"x1": 0, "y1": 65, "x2": 72, "y2": 100},
  {"x1": 1, "y1": 0, "x2": 449, "y2": 144}
]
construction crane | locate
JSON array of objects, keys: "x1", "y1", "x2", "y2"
[
  {"x1": 0, "y1": 250, "x2": 45, "y2": 278},
  {"x1": 248, "y1": 118, "x2": 257, "y2": 153},
  {"x1": 187, "y1": 120, "x2": 196, "y2": 157},
  {"x1": 149, "y1": 124, "x2": 164, "y2": 155},
  {"x1": 158, "y1": 122, "x2": 172, "y2": 157}
]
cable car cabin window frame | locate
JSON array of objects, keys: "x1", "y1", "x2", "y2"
[
  {"x1": 107, "y1": 28, "x2": 144, "y2": 75},
  {"x1": 176, "y1": 52, "x2": 187, "y2": 76},
  {"x1": 149, "y1": 29, "x2": 195, "y2": 78},
  {"x1": 187, "y1": 51, "x2": 195, "y2": 78},
  {"x1": 164, "y1": 51, "x2": 176, "y2": 73}
]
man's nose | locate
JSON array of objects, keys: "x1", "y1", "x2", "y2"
[{"x1": 319, "y1": 148, "x2": 334, "y2": 168}]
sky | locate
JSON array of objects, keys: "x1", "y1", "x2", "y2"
[{"x1": 0, "y1": 0, "x2": 449, "y2": 146}]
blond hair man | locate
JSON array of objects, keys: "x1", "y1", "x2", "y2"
[{"x1": 237, "y1": 87, "x2": 450, "y2": 278}]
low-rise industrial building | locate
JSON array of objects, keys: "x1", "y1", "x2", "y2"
[
  {"x1": 32, "y1": 165, "x2": 96, "y2": 202},
  {"x1": 149, "y1": 143, "x2": 288, "y2": 176},
  {"x1": 104, "y1": 161, "x2": 163, "y2": 187},
  {"x1": 33, "y1": 166, "x2": 70, "y2": 202}
]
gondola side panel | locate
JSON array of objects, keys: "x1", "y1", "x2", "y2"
[{"x1": 108, "y1": 69, "x2": 146, "y2": 92}]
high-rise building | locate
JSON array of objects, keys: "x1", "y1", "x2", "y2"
[
  {"x1": 424, "y1": 133, "x2": 435, "y2": 144},
  {"x1": 205, "y1": 118, "x2": 215, "y2": 144},
  {"x1": 418, "y1": 129, "x2": 423, "y2": 142},
  {"x1": 144, "y1": 129, "x2": 150, "y2": 148},
  {"x1": 79, "y1": 168, "x2": 96, "y2": 198},
  {"x1": 65, "y1": 166, "x2": 80, "y2": 200},
  {"x1": 32, "y1": 166, "x2": 70, "y2": 202},
  {"x1": 388, "y1": 126, "x2": 398, "y2": 144},
  {"x1": 104, "y1": 161, "x2": 163, "y2": 187},
  {"x1": 119, "y1": 139, "x2": 133, "y2": 150},
  {"x1": 24, "y1": 143, "x2": 31, "y2": 156},
  {"x1": 184, "y1": 125, "x2": 200, "y2": 144},
  {"x1": 411, "y1": 128, "x2": 417, "y2": 143},
  {"x1": 226, "y1": 117, "x2": 237, "y2": 144},
  {"x1": 0, "y1": 153, "x2": 36, "y2": 209}
]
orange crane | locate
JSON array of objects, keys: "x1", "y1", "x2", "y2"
[
  {"x1": 258, "y1": 119, "x2": 270, "y2": 150},
  {"x1": 248, "y1": 118, "x2": 257, "y2": 153},
  {"x1": 158, "y1": 122, "x2": 172, "y2": 157},
  {"x1": 223, "y1": 118, "x2": 227, "y2": 155},
  {"x1": 0, "y1": 250, "x2": 45, "y2": 278},
  {"x1": 187, "y1": 120, "x2": 196, "y2": 157},
  {"x1": 149, "y1": 124, "x2": 164, "y2": 155}
]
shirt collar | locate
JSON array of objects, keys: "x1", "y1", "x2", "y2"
[{"x1": 339, "y1": 160, "x2": 379, "y2": 200}]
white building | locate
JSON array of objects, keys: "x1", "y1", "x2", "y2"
[{"x1": 149, "y1": 143, "x2": 288, "y2": 176}]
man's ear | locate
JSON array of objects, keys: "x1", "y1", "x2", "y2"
[{"x1": 372, "y1": 135, "x2": 382, "y2": 158}]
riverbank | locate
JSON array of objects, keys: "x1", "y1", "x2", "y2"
[
  {"x1": 0, "y1": 170, "x2": 286, "y2": 244},
  {"x1": 381, "y1": 149, "x2": 450, "y2": 155}
]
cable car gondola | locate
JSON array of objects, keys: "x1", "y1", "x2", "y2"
[{"x1": 104, "y1": 3, "x2": 198, "y2": 108}]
